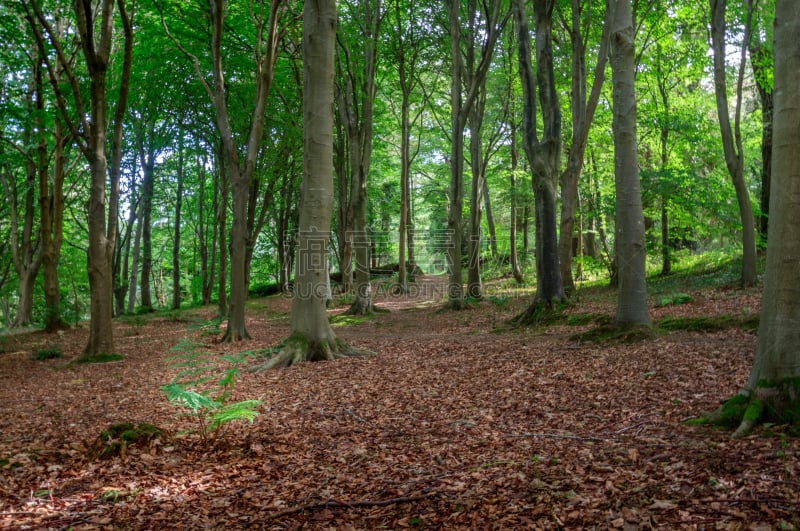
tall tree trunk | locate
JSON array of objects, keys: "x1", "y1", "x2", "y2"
[
  {"x1": 482, "y1": 179, "x2": 497, "y2": 257},
  {"x1": 337, "y1": 0, "x2": 383, "y2": 316},
  {"x1": 197, "y1": 156, "x2": 210, "y2": 305},
  {"x1": 36, "y1": 49, "x2": 69, "y2": 331},
  {"x1": 511, "y1": 0, "x2": 564, "y2": 325},
  {"x1": 747, "y1": 1, "x2": 773, "y2": 244},
  {"x1": 466, "y1": 95, "x2": 486, "y2": 300},
  {"x1": 710, "y1": 0, "x2": 757, "y2": 287},
  {"x1": 509, "y1": 115, "x2": 524, "y2": 284},
  {"x1": 138, "y1": 136, "x2": 156, "y2": 312},
  {"x1": 217, "y1": 147, "x2": 229, "y2": 318},
  {"x1": 172, "y1": 136, "x2": 184, "y2": 310},
  {"x1": 4, "y1": 72, "x2": 41, "y2": 328},
  {"x1": 262, "y1": 0, "x2": 368, "y2": 368},
  {"x1": 127, "y1": 210, "x2": 143, "y2": 314},
  {"x1": 444, "y1": 0, "x2": 505, "y2": 310},
  {"x1": 558, "y1": 0, "x2": 611, "y2": 294},
  {"x1": 720, "y1": 0, "x2": 800, "y2": 436},
  {"x1": 610, "y1": 0, "x2": 649, "y2": 327}
]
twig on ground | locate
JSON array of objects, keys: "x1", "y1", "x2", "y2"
[{"x1": 267, "y1": 491, "x2": 438, "y2": 520}]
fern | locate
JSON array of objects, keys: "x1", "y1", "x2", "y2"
[{"x1": 161, "y1": 340, "x2": 263, "y2": 443}]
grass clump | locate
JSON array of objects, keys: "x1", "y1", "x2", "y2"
[{"x1": 655, "y1": 293, "x2": 693, "y2": 308}]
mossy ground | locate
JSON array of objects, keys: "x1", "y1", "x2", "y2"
[{"x1": 89, "y1": 422, "x2": 166, "y2": 459}]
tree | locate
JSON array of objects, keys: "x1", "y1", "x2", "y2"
[
  {"x1": 710, "y1": 0, "x2": 800, "y2": 437},
  {"x1": 709, "y1": 0, "x2": 757, "y2": 287},
  {"x1": 556, "y1": 0, "x2": 611, "y2": 293},
  {"x1": 162, "y1": 0, "x2": 285, "y2": 340},
  {"x1": 336, "y1": 0, "x2": 384, "y2": 315},
  {"x1": 609, "y1": 0, "x2": 649, "y2": 327},
  {"x1": 510, "y1": 0, "x2": 564, "y2": 325},
  {"x1": 443, "y1": 0, "x2": 506, "y2": 310},
  {"x1": 23, "y1": 0, "x2": 134, "y2": 356},
  {"x1": 261, "y1": 0, "x2": 368, "y2": 368},
  {"x1": 747, "y1": 0, "x2": 773, "y2": 242}
]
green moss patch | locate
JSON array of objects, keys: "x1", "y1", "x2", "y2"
[
  {"x1": 570, "y1": 323, "x2": 655, "y2": 344},
  {"x1": 657, "y1": 315, "x2": 737, "y2": 332},
  {"x1": 331, "y1": 314, "x2": 375, "y2": 327},
  {"x1": 90, "y1": 423, "x2": 166, "y2": 459}
]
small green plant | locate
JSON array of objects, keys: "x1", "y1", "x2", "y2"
[
  {"x1": 162, "y1": 341, "x2": 262, "y2": 443},
  {"x1": 31, "y1": 346, "x2": 63, "y2": 361},
  {"x1": 654, "y1": 292, "x2": 693, "y2": 308}
]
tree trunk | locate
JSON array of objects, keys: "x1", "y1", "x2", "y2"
[
  {"x1": 172, "y1": 137, "x2": 184, "y2": 310},
  {"x1": 127, "y1": 210, "x2": 143, "y2": 314},
  {"x1": 138, "y1": 138, "x2": 156, "y2": 312},
  {"x1": 466, "y1": 96, "x2": 486, "y2": 300},
  {"x1": 509, "y1": 115, "x2": 523, "y2": 284},
  {"x1": 511, "y1": 0, "x2": 564, "y2": 326},
  {"x1": 558, "y1": 0, "x2": 612, "y2": 295},
  {"x1": 710, "y1": 0, "x2": 757, "y2": 287},
  {"x1": 444, "y1": 0, "x2": 505, "y2": 310},
  {"x1": 262, "y1": 0, "x2": 368, "y2": 368},
  {"x1": 719, "y1": 0, "x2": 800, "y2": 436},
  {"x1": 217, "y1": 146, "x2": 229, "y2": 318},
  {"x1": 610, "y1": 0, "x2": 650, "y2": 327},
  {"x1": 747, "y1": 4, "x2": 773, "y2": 243},
  {"x1": 36, "y1": 53, "x2": 69, "y2": 331}
]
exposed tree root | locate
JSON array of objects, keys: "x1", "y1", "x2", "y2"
[
  {"x1": 439, "y1": 298, "x2": 469, "y2": 312},
  {"x1": 253, "y1": 334, "x2": 373, "y2": 370},
  {"x1": 510, "y1": 298, "x2": 566, "y2": 327},
  {"x1": 700, "y1": 382, "x2": 800, "y2": 437},
  {"x1": 342, "y1": 300, "x2": 390, "y2": 316},
  {"x1": 220, "y1": 326, "x2": 252, "y2": 343}
]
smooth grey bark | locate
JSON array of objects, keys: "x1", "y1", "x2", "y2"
[
  {"x1": 610, "y1": 0, "x2": 649, "y2": 327},
  {"x1": 709, "y1": 0, "x2": 757, "y2": 287},
  {"x1": 727, "y1": 0, "x2": 800, "y2": 436},
  {"x1": 261, "y1": 0, "x2": 368, "y2": 368}
]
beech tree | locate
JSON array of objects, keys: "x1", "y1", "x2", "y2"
[
  {"x1": 709, "y1": 0, "x2": 757, "y2": 287},
  {"x1": 335, "y1": 0, "x2": 384, "y2": 315},
  {"x1": 23, "y1": 0, "x2": 134, "y2": 356},
  {"x1": 262, "y1": 0, "x2": 368, "y2": 368},
  {"x1": 609, "y1": 0, "x2": 649, "y2": 327},
  {"x1": 715, "y1": 0, "x2": 800, "y2": 437},
  {"x1": 443, "y1": 0, "x2": 506, "y2": 310},
  {"x1": 510, "y1": 0, "x2": 564, "y2": 325}
]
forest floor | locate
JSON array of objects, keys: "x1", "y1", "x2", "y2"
[{"x1": 0, "y1": 271, "x2": 798, "y2": 530}]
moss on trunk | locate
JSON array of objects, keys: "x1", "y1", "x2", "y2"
[{"x1": 701, "y1": 379, "x2": 800, "y2": 437}]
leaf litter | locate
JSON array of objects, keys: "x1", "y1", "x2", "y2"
[{"x1": 0, "y1": 277, "x2": 797, "y2": 529}]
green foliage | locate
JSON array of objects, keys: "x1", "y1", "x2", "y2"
[
  {"x1": 162, "y1": 339, "x2": 262, "y2": 443},
  {"x1": 31, "y1": 346, "x2": 63, "y2": 361},
  {"x1": 654, "y1": 293, "x2": 693, "y2": 307}
]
